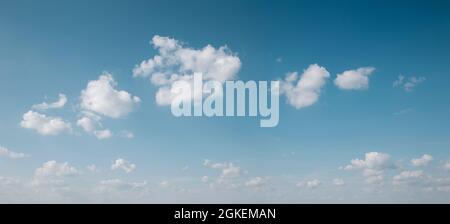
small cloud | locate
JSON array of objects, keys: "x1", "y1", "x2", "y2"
[
  {"x1": 341, "y1": 152, "x2": 394, "y2": 184},
  {"x1": 411, "y1": 154, "x2": 433, "y2": 167},
  {"x1": 334, "y1": 67, "x2": 375, "y2": 90},
  {"x1": 32, "y1": 94, "x2": 67, "y2": 110},
  {"x1": 333, "y1": 178, "x2": 345, "y2": 186},
  {"x1": 20, "y1": 111, "x2": 72, "y2": 136},
  {"x1": 297, "y1": 179, "x2": 321, "y2": 188},
  {"x1": 111, "y1": 158, "x2": 136, "y2": 173},
  {"x1": 276, "y1": 57, "x2": 282, "y2": 63},
  {"x1": 94, "y1": 129, "x2": 112, "y2": 140},
  {"x1": 279, "y1": 64, "x2": 330, "y2": 109},
  {"x1": 203, "y1": 159, "x2": 242, "y2": 178},
  {"x1": 245, "y1": 177, "x2": 268, "y2": 188},
  {"x1": 393, "y1": 75, "x2": 426, "y2": 92},
  {"x1": 0, "y1": 146, "x2": 30, "y2": 159},
  {"x1": 80, "y1": 72, "x2": 140, "y2": 118}
]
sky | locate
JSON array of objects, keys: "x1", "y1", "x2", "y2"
[{"x1": 1, "y1": 0, "x2": 450, "y2": 203}]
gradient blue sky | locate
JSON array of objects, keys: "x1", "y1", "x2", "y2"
[{"x1": 1, "y1": 0, "x2": 450, "y2": 203}]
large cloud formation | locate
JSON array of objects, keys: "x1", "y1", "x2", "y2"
[{"x1": 133, "y1": 35, "x2": 241, "y2": 106}]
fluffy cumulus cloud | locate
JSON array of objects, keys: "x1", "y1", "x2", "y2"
[
  {"x1": 334, "y1": 67, "x2": 375, "y2": 90},
  {"x1": 279, "y1": 64, "x2": 330, "y2": 109},
  {"x1": 411, "y1": 154, "x2": 433, "y2": 167},
  {"x1": 32, "y1": 94, "x2": 67, "y2": 110},
  {"x1": 80, "y1": 73, "x2": 140, "y2": 118},
  {"x1": 342, "y1": 152, "x2": 394, "y2": 184},
  {"x1": 111, "y1": 158, "x2": 136, "y2": 173},
  {"x1": 393, "y1": 75, "x2": 426, "y2": 92},
  {"x1": 32, "y1": 160, "x2": 79, "y2": 187},
  {"x1": 20, "y1": 111, "x2": 71, "y2": 135},
  {"x1": 76, "y1": 111, "x2": 100, "y2": 132},
  {"x1": 342, "y1": 152, "x2": 392, "y2": 170},
  {"x1": 297, "y1": 179, "x2": 321, "y2": 188},
  {"x1": 133, "y1": 35, "x2": 241, "y2": 106},
  {"x1": 0, "y1": 146, "x2": 29, "y2": 159}
]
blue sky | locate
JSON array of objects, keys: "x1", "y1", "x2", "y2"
[{"x1": 1, "y1": 0, "x2": 450, "y2": 203}]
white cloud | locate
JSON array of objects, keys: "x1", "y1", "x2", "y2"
[
  {"x1": 297, "y1": 179, "x2": 321, "y2": 188},
  {"x1": 203, "y1": 159, "x2": 241, "y2": 178},
  {"x1": 32, "y1": 94, "x2": 67, "y2": 110},
  {"x1": 76, "y1": 112, "x2": 112, "y2": 140},
  {"x1": 94, "y1": 129, "x2": 112, "y2": 140},
  {"x1": 333, "y1": 178, "x2": 345, "y2": 186},
  {"x1": 411, "y1": 154, "x2": 433, "y2": 167},
  {"x1": 133, "y1": 35, "x2": 241, "y2": 106},
  {"x1": 342, "y1": 152, "x2": 393, "y2": 184},
  {"x1": 20, "y1": 110, "x2": 71, "y2": 135},
  {"x1": 76, "y1": 116, "x2": 96, "y2": 133},
  {"x1": 334, "y1": 67, "x2": 375, "y2": 90},
  {"x1": 222, "y1": 164, "x2": 241, "y2": 178},
  {"x1": 279, "y1": 64, "x2": 330, "y2": 109},
  {"x1": 342, "y1": 152, "x2": 392, "y2": 170},
  {"x1": 111, "y1": 158, "x2": 136, "y2": 173},
  {"x1": 80, "y1": 72, "x2": 140, "y2": 118},
  {"x1": 393, "y1": 75, "x2": 425, "y2": 92},
  {"x1": 32, "y1": 160, "x2": 79, "y2": 187},
  {"x1": 0, "y1": 146, "x2": 29, "y2": 159},
  {"x1": 245, "y1": 177, "x2": 267, "y2": 188},
  {"x1": 393, "y1": 170, "x2": 424, "y2": 185}
]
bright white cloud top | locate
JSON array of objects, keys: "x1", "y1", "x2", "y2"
[
  {"x1": 334, "y1": 67, "x2": 375, "y2": 90},
  {"x1": 111, "y1": 158, "x2": 136, "y2": 173},
  {"x1": 133, "y1": 35, "x2": 241, "y2": 106},
  {"x1": 80, "y1": 73, "x2": 141, "y2": 118},
  {"x1": 279, "y1": 64, "x2": 330, "y2": 109},
  {"x1": 342, "y1": 152, "x2": 394, "y2": 184}
]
